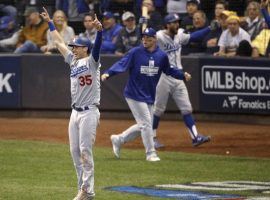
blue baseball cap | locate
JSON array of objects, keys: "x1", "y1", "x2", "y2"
[
  {"x1": 103, "y1": 11, "x2": 114, "y2": 19},
  {"x1": 68, "y1": 37, "x2": 92, "y2": 49},
  {"x1": 142, "y1": 28, "x2": 156, "y2": 37},
  {"x1": 0, "y1": 16, "x2": 15, "y2": 30},
  {"x1": 164, "y1": 13, "x2": 180, "y2": 24}
]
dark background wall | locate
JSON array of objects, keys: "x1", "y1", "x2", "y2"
[{"x1": 0, "y1": 54, "x2": 270, "y2": 116}]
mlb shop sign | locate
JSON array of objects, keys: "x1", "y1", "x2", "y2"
[{"x1": 200, "y1": 65, "x2": 270, "y2": 114}]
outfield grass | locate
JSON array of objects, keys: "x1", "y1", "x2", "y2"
[{"x1": 0, "y1": 140, "x2": 269, "y2": 200}]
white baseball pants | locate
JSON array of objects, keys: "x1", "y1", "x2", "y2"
[
  {"x1": 68, "y1": 106, "x2": 100, "y2": 196},
  {"x1": 118, "y1": 97, "x2": 156, "y2": 156}
]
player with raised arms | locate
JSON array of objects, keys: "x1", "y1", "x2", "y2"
[{"x1": 40, "y1": 7, "x2": 102, "y2": 200}]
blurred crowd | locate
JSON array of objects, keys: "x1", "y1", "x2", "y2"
[{"x1": 0, "y1": 0, "x2": 270, "y2": 58}]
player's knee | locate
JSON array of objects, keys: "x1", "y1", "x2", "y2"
[
  {"x1": 154, "y1": 107, "x2": 165, "y2": 116},
  {"x1": 138, "y1": 121, "x2": 151, "y2": 131},
  {"x1": 181, "y1": 109, "x2": 193, "y2": 115}
]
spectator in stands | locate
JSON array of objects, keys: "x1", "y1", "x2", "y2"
[
  {"x1": 202, "y1": 5, "x2": 232, "y2": 54},
  {"x1": 41, "y1": 10, "x2": 75, "y2": 54},
  {"x1": 140, "y1": 0, "x2": 164, "y2": 31},
  {"x1": 236, "y1": 39, "x2": 253, "y2": 56},
  {"x1": 251, "y1": 28, "x2": 270, "y2": 57},
  {"x1": 251, "y1": 0, "x2": 270, "y2": 57},
  {"x1": 151, "y1": 0, "x2": 167, "y2": 17},
  {"x1": 0, "y1": 16, "x2": 17, "y2": 40},
  {"x1": 214, "y1": 15, "x2": 251, "y2": 57},
  {"x1": 100, "y1": 11, "x2": 122, "y2": 54},
  {"x1": 79, "y1": 13, "x2": 97, "y2": 45},
  {"x1": 0, "y1": 4, "x2": 17, "y2": 18},
  {"x1": 14, "y1": 7, "x2": 48, "y2": 53},
  {"x1": 102, "y1": 0, "x2": 134, "y2": 18},
  {"x1": 15, "y1": 1, "x2": 56, "y2": 26},
  {"x1": 56, "y1": 0, "x2": 90, "y2": 21},
  {"x1": 213, "y1": 0, "x2": 229, "y2": 21},
  {"x1": 115, "y1": 11, "x2": 141, "y2": 56},
  {"x1": 181, "y1": 0, "x2": 200, "y2": 33},
  {"x1": 0, "y1": 16, "x2": 20, "y2": 52},
  {"x1": 241, "y1": 1, "x2": 264, "y2": 41},
  {"x1": 182, "y1": 10, "x2": 208, "y2": 55},
  {"x1": 167, "y1": 0, "x2": 188, "y2": 18},
  {"x1": 135, "y1": 0, "x2": 166, "y2": 19},
  {"x1": 260, "y1": 0, "x2": 270, "y2": 27}
]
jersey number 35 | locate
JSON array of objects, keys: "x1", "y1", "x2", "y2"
[{"x1": 79, "y1": 75, "x2": 92, "y2": 86}]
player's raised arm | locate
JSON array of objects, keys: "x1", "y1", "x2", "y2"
[
  {"x1": 91, "y1": 14, "x2": 103, "y2": 62},
  {"x1": 40, "y1": 7, "x2": 69, "y2": 57}
]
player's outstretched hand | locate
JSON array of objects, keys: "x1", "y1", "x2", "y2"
[
  {"x1": 184, "y1": 72, "x2": 192, "y2": 82},
  {"x1": 93, "y1": 14, "x2": 102, "y2": 31},
  {"x1": 40, "y1": 7, "x2": 51, "y2": 22},
  {"x1": 101, "y1": 74, "x2": 109, "y2": 81}
]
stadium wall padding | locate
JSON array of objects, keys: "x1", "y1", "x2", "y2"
[{"x1": 0, "y1": 54, "x2": 269, "y2": 115}]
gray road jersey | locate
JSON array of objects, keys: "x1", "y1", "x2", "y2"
[
  {"x1": 65, "y1": 51, "x2": 101, "y2": 107},
  {"x1": 156, "y1": 29, "x2": 190, "y2": 70}
]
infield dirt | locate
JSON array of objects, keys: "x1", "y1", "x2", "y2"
[{"x1": 0, "y1": 118, "x2": 269, "y2": 158}]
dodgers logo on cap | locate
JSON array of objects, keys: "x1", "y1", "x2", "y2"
[
  {"x1": 142, "y1": 28, "x2": 156, "y2": 37},
  {"x1": 68, "y1": 36, "x2": 92, "y2": 49},
  {"x1": 164, "y1": 13, "x2": 180, "y2": 24}
]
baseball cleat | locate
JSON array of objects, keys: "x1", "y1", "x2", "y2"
[
  {"x1": 154, "y1": 138, "x2": 165, "y2": 149},
  {"x1": 146, "y1": 153, "x2": 161, "y2": 162},
  {"x1": 192, "y1": 135, "x2": 211, "y2": 147},
  {"x1": 73, "y1": 191, "x2": 80, "y2": 200},
  {"x1": 74, "y1": 190, "x2": 94, "y2": 200},
  {"x1": 111, "y1": 135, "x2": 121, "y2": 158}
]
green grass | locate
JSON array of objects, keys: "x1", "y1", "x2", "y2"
[{"x1": 0, "y1": 140, "x2": 269, "y2": 200}]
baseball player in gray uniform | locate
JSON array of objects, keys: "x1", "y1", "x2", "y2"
[
  {"x1": 153, "y1": 13, "x2": 211, "y2": 148},
  {"x1": 40, "y1": 8, "x2": 102, "y2": 200}
]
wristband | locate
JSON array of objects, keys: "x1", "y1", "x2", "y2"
[{"x1": 48, "y1": 21, "x2": 56, "y2": 31}]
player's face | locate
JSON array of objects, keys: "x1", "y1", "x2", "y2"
[
  {"x1": 71, "y1": 46, "x2": 88, "y2": 59},
  {"x1": 84, "y1": 15, "x2": 94, "y2": 30},
  {"x1": 167, "y1": 21, "x2": 179, "y2": 35},
  {"x1": 142, "y1": 35, "x2": 156, "y2": 50}
]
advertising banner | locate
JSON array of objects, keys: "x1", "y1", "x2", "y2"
[
  {"x1": 200, "y1": 65, "x2": 270, "y2": 114},
  {"x1": 0, "y1": 57, "x2": 21, "y2": 108}
]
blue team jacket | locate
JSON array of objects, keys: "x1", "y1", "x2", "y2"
[{"x1": 104, "y1": 45, "x2": 184, "y2": 104}]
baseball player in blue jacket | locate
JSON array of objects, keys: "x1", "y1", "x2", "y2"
[
  {"x1": 41, "y1": 7, "x2": 102, "y2": 200},
  {"x1": 101, "y1": 28, "x2": 191, "y2": 162},
  {"x1": 153, "y1": 13, "x2": 211, "y2": 149}
]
